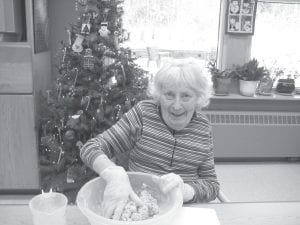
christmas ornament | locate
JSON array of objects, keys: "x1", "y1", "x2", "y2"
[
  {"x1": 83, "y1": 48, "x2": 95, "y2": 70},
  {"x1": 115, "y1": 104, "x2": 123, "y2": 120},
  {"x1": 61, "y1": 47, "x2": 67, "y2": 64},
  {"x1": 66, "y1": 29, "x2": 72, "y2": 46},
  {"x1": 114, "y1": 69, "x2": 124, "y2": 86},
  {"x1": 81, "y1": 13, "x2": 91, "y2": 35},
  {"x1": 64, "y1": 129, "x2": 76, "y2": 142},
  {"x1": 67, "y1": 114, "x2": 80, "y2": 130},
  {"x1": 81, "y1": 23, "x2": 91, "y2": 34},
  {"x1": 72, "y1": 34, "x2": 84, "y2": 52},
  {"x1": 57, "y1": 83, "x2": 63, "y2": 100},
  {"x1": 122, "y1": 30, "x2": 130, "y2": 41},
  {"x1": 94, "y1": 42, "x2": 107, "y2": 53},
  {"x1": 98, "y1": 22, "x2": 110, "y2": 39},
  {"x1": 102, "y1": 8, "x2": 110, "y2": 20},
  {"x1": 77, "y1": 0, "x2": 87, "y2": 6},
  {"x1": 72, "y1": 68, "x2": 79, "y2": 86},
  {"x1": 116, "y1": 3, "x2": 124, "y2": 14},
  {"x1": 102, "y1": 56, "x2": 115, "y2": 67},
  {"x1": 95, "y1": 103, "x2": 105, "y2": 122},
  {"x1": 86, "y1": 2, "x2": 99, "y2": 16},
  {"x1": 80, "y1": 95, "x2": 91, "y2": 110},
  {"x1": 76, "y1": 141, "x2": 84, "y2": 149},
  {"x1": 75, "y1": 0, "x2": 88, "y2": 11},
  {"x1": 106, "y1": 75, "x2": 117, "y2": 89},
  {"x1": 114, "y1": 31, "x2": 119, "y2": 49},
  {"x1": 104, "y1": 49, "x2": 115, "y2": 58},
  {"x1": 120, "y1": 64, "x2": 126, "y2": 83},
  {"x1": 125, "y1": 98, "x2": 132, "y2": 111}
]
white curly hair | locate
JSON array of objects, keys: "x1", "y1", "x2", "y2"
[{"x1": 147, "y1": 58, "x2": 213, "y2": 110}]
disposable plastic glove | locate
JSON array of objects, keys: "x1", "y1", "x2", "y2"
[
  {"x1": 100, "y1": 166, "x2": 142, "y2": 220},
  {"x1": 152, "y1": 173, "x2": 195, "y2": 202}
]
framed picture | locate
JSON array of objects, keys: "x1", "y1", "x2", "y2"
[
  {"x1": 33, "y1": 0, "x2": 49, "y2": 53},
  {"x1": 226, "y1": 0, "x2": 257, "y2": 35}
]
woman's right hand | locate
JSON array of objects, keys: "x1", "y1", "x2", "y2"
[{"x1": 100, "y1": 166, "x2": 142, "y2": 220}]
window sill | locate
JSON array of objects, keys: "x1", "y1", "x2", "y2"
[
  {"x1": 206, "y1": 93, "x2": 300, "y2": 112},
  {"x1": 211, "y1": 93, "x2": 300, "y2": 101}
]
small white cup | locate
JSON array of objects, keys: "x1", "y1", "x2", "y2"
[{"x1": 29, "y1": 190, "x2": 68, "y2": 225}]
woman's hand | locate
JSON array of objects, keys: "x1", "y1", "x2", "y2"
[
  {"x1": 100, "y1": 166, "x2": 142, "y2": 220},
  {"x1": 152, "y1": 173, "x2": 195, "y2": 202},
  {"x1": 152, "y1": 173, "x2": 184, "y2": 194}
]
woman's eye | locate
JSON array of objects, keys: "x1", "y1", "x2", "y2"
[
  {"x1": 181, "y1": 94, "x2": 191, "y2": 100},
  {"x1": 164, "y1": 92, "x2": 174, "y2": 99}
]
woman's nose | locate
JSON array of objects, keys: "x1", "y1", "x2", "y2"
[{"x1": 171, "y1": 97, "x2": 182, "y2": 110}]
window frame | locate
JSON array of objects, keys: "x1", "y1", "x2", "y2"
[
  {"x1": 124, "y1": 0, "x2": 222, "y2": 66},
  {"x1": 127, "y1": 0, "x2": 300, "y2": 111}
]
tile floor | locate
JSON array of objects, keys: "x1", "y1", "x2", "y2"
[{"x1": 215, "y1": 161, "x2": 300, "y2": 202}]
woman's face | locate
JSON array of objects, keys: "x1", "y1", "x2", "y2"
[{"x1": 160, "y1": 83, "x2": 197, "y2": 131}]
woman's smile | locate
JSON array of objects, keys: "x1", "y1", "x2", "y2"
[{"x1": 169, "y1": 111, "x2": 185, "y2": 117}]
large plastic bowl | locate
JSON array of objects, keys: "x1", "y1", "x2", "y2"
[{"x1": 76, "y1": 172, "x2": 183, "y2": 225}]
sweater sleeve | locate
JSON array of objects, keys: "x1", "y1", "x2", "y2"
[
  {"x1": 187, "y1": 125, "x2": 220, "y2": 203},
  {"x1": 80, "y1": 102, "x2": 143, "y2": 168}
]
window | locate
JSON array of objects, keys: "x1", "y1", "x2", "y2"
[
  {"x1": 251, "y1": 1, "x2": 300, "y2": 86},
  {"x1": 123, "y1": 0, "x2": 221, "y2": 71}
]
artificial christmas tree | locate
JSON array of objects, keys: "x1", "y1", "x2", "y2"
[{"x1": 38, "y1": 0, "x2": 148, "y2": 202}]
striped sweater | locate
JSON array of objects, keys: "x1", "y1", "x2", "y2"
[{"x1": 80, "y1": 100, "x2": 219, "y2": 203}]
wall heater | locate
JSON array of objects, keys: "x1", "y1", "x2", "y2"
[{"x1": 204, "y1": 111, "x2": 300, "y2": 158}]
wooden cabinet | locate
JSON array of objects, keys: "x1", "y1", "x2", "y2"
[
  {"x1": 0, "y1": 95, "x2": 39, "y2": 189},
  {"x1": 0, "y1": 0, "x2": 51, "y2": 190}
]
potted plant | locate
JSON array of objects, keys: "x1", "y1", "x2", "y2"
[
  {"x1": 234, "y1": 58, "x2": 269, "y2": 96},
  {"x1": 207, "y1": 60, "x2": 233, "y2": 96},
  {"x1": 276, "y1": 70, "x2": 299, "y2": 95}
]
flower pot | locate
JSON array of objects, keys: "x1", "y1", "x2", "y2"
[
  {"x1": 239, "y1": 80, "x2": 259, "y2": 97},
  {"x1": 276, "y1": 79, "x2": 295, "y2": 94},
  {"x1": 214, "y1": 77, "x2": 231, "y2": 95}
]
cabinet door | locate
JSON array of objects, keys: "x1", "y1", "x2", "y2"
[
  {"x1": 0, "y1": 45, "x2": 33, "y2": 94},
  {"x1": 0, "y1": 95, "x2": 40, "y2": 189}
]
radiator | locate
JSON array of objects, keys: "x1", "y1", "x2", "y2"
[{"x1": 204, "y1": 111, "x2": 300, "y2": 158}]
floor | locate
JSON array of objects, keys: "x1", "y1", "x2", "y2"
[
  {"x1": 1, "y1": 162, "x2": 300, "y2": 204},
  {"x1": 215, "y1": 161, "x2": 300, "y2": 202}
]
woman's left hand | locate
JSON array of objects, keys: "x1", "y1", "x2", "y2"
[
  {"x1": 152, "y1": 173, "x2": 184, "y2": 194},
  {"x1": 153, "y1": 173, "x2": 195, "y2": 202}
]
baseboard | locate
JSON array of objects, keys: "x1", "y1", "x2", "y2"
[
  {"x1": 0, "y1": 189, "x2": 41, "y2": 195},
  {"x1": 215, "y1": 157, "x2": 300, "y2": 162}
]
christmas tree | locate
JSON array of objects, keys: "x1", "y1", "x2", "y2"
[{"x1": 38, "y1": 0, "x2": 148, "y2": 202}]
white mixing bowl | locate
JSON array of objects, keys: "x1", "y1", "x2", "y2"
[{"x1": 76, "y1": 172, "x2": 183, "y2": 225}]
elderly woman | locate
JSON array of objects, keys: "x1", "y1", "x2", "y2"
[{"x1": 80, "y1": 58, "x2": 219, "y2": 219}]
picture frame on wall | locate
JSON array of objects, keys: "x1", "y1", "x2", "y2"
[{"x1": 226, "y1": 0, "x2": 257, "y2": 35}]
